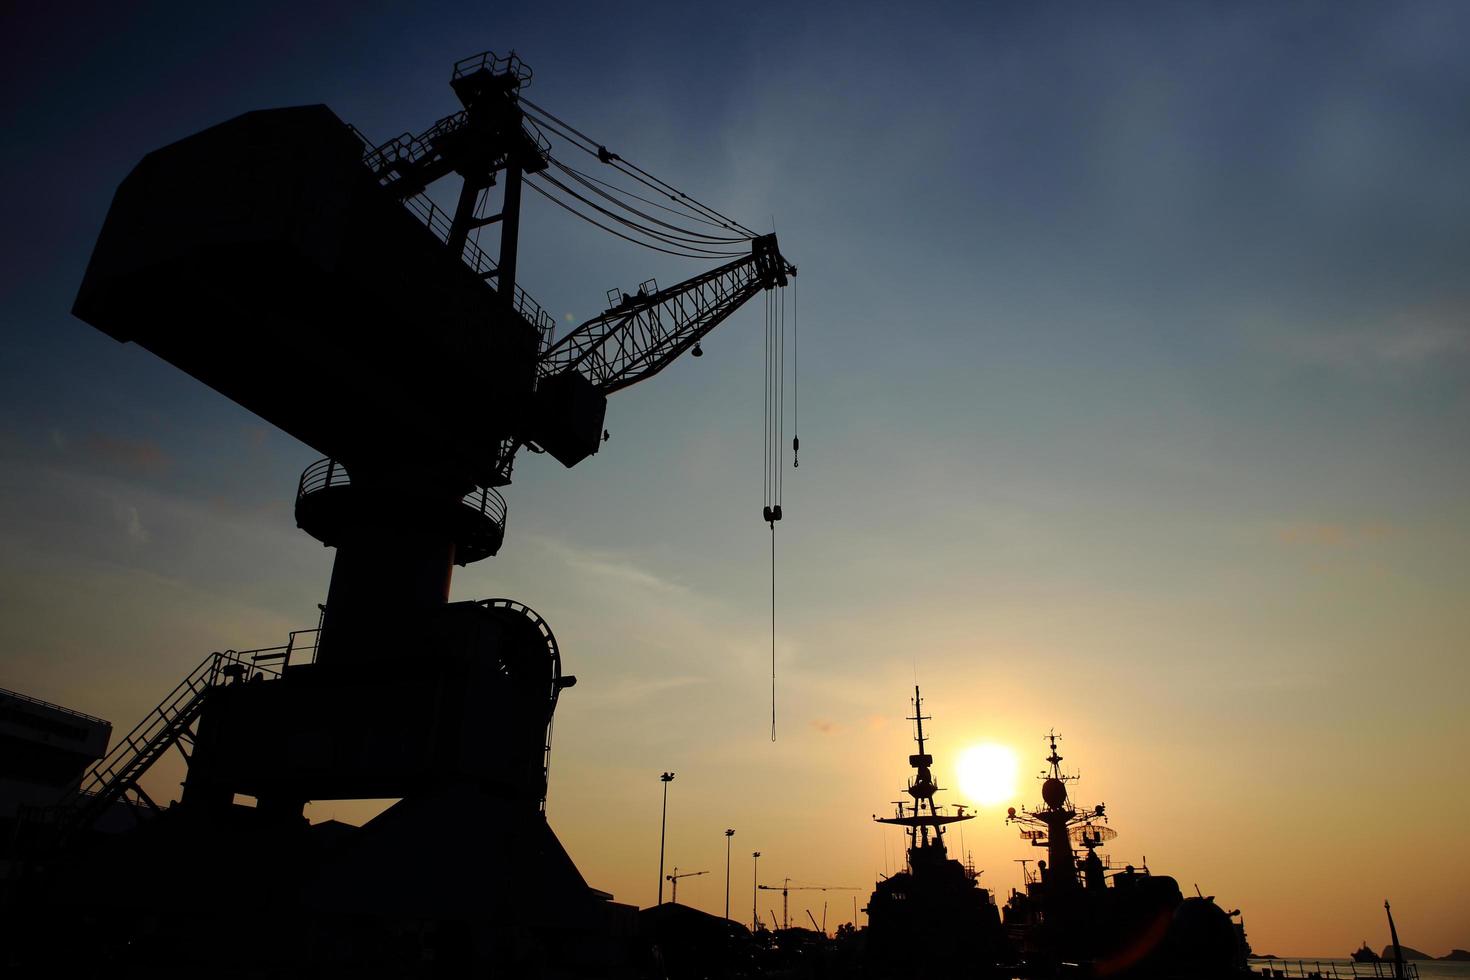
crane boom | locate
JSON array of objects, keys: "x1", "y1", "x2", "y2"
[{"x1": 540, "y1": 234, "x2": 793, "y2": 394}]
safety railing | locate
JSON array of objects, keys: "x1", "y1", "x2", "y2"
[
  {"x1": 297, "y1": 456, "x2": 345, "y2": 498},
  {"x1": 0, "y1": 686, "x2": 110, "y2": 727},
  {"x1": 297, "y1": 458, "x2": 507, "y2": 535},
  {"x1": 478, "y1": 598, "x2": 563, "y2": 814},
  {"x1": 463, "y1": 483, "x2": 508, "y2": 529},
  {"x1": 399, "y1": 191, "x2": 556, "y2": 346},
  {"x1": 1251, "y1": 960, "x2": 1420, "y2": 979},
  {"x1": 452, "y1": 50, "x2": 533, "y2": 86},
  {"x1": 347, "y1": 114, "x2": 556, "y2": 349}
]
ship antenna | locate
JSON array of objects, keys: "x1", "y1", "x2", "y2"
[
  {"x1": 910, "y1": 686, "x2": 930, "y2": 758},
  {"x1": 1045, "y1": 729, "x2": 1063, "y2": 778}
]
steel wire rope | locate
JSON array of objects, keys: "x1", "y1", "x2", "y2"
[
  {"x1": 762, "y1": 286, "x2": 778, "y2": 742},
  {"x1": 549, "y1": 159, "x2": 750, "y2": 243},
  {"x1": 519, "y1": 97, "x2": 758, "y2": 237},
  {"x1": 764, "y1": 287, "x2": 776, "y2": 520},
  {"x1": 538, "y1": 172, "x2": 746, "y2": 256},
  {"x1": 778, "y1": 284, "x2": 785, "y2": 509},
  {"x1": 609, "y1": 154, "x2": 758, "y2": 239},
  {"x1": 533, "y1": 170, "x2": 746, "y2": 255},
  {"x1": 770, "y1": 519, "x2": 777, "y2": 742},
  {"x1": 552, "y1": 158, "x2": 745, "y2": 232},
  {"x1": 522, "y1": 178, "x2": 743, "y2": 260},
  {"x1": 792, "y1": 277, "x2": 800, "y2": 467},
  {"x1": 528, "y1": 172, "x2": 744, "y2": 257}
]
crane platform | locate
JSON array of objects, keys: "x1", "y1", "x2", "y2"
[{"x1": 73, "y1": 104, "x2": 543, "y2": 491}]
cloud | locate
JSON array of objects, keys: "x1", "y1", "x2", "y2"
[
  {"x1": 573, "y1": 673, "x2": 705, "y2": 708},
  {"x1": 78, "y1": 433, "x2": 172, "y2": 475},
  {"x1": 1268, "y1": 307, "x2": 1470, "y2": 369},
  {"x1": 535, "y1": 536, "x2": 693, "y2": 598},
  {"x1": 1272, "y1": 522, "x2": 1394, "y2": 549},
  {"x1": 117, "y1": 502, "x2": 150, "y2": 544}
]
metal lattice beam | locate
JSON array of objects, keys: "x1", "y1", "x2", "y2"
[{"x1": 539, "y1": 234, "x2": 791, "y2": 394}]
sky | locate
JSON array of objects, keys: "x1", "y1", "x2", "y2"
[{"x1": 2, "y1": 0, "x2": 1468, "y2": 958}]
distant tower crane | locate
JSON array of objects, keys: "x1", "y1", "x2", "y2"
[
  {"x1": 62, "y1": 50, "x2": 798, "y2": 969},
  {"x1": 665, "y1": 867, "x2": 709, "y2": 905},
  {"x1": 758, "y1": 878, "x2": 858, "y2": 931}
]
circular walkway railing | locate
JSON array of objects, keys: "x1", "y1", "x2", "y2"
[{"x1": 295, "y1": 458, "x2": 507, "y2": 562}]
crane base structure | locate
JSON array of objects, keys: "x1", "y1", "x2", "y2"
[{"x1": 9, "y1": 51, "x2": 793, "y2": 976}]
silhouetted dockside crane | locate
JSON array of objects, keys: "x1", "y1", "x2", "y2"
[
  {"x1": 22, "y1": 50, "x2": 797, "y2": 976},
  {"x1": 665, "y1": 867, "x2": 710, "y2": 905},
  {"x1": 759, "y1": 878, "x2": 858, "y2": 931}
]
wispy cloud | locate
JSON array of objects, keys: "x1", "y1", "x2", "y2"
[
  {"x1": 1266, "y1": 306, "x2": 1470, "y2": 370},
  {"x1": 115, "y1": 501, "x2": 150, "y2": 544},
  {"x1": 573, "y1": 673, "x2": 706, "y2": 707},
  {"x1": 533, "y1": 535, "x2": 694, "y2": 598},
  {"x1": 1271, "y1": 521, "x2": 1396, "y2": 549},
  {"x1": 79, "y1": 433, "x2": 173, "y2": 475}
]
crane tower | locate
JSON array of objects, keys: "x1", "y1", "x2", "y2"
[{"x1": 53, "y1": 51, "x2": 796, "y2": 974}]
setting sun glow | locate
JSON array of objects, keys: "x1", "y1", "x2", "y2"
[{"x1": 956, "y1": 743, "x2": 1021, "y2": 806}]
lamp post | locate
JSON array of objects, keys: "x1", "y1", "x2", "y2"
[
  {"x1": 752, "y1": 851, "x2": 762, "y2": 930},
  {"x1": 724, "y1": 829, "x2": 735, "y2": 921},
  {"x1": 657, "y1": 772, "x2": 675, "y2": 905}
]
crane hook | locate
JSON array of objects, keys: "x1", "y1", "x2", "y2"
[{"x1": 692, "y1": 342, "x2": 703, "y2": 357}]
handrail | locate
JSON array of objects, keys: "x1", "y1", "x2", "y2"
[
  {"x1": 0, "y1": 686, "x2": 110, "y2": 727},
  {"x1": 477, "y1": 598, "x2": 562, "y2": 813},
  {"x1": 1248, "y1": 960, "x2": 1421, "y2": 979},
  {"x1": 346, "y1": 101, "x2": 556, "y2": 350},
  {"x1": 452, "y1": 51, "x2": 532, "y2": 86},
  {"x1": 398, "y1": 191, "x2": 556, "y2": 347},
  {"x1": 297, "y1": 458, "x2": 507, "y2": 529},
  {"x1": 61, "y1": 631, "x2": 320, "y2": 823}
]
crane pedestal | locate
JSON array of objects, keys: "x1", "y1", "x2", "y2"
[{"x1": 294, "y1": 458, "x2": 508, "y2": 663}]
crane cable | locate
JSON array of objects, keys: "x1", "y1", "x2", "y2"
[
  {"x1": 528, "y1": 170, "x2": 745, "y2": 255},
  {"x1": 553, "y1": 159, "x2": 743, "y2": 234},
  {"x1": 770, "y1": 287, "x2": 782, "y2": 740},
  {"x1": 522, "y1": 95, "x2": 793, "y2": 742},
  {"x1": 548, "y1": 159, "x2": 749, "y2": 243},
  {"x1": 519, "y1": 97, "x2": 758, "y2": 237},
  {"x1": 792, "y1": 277, "x2": 800, "y2": 468},
  {"x1": 520, "y1": 110, "x2": 751, "y2": 254},
  {"x1": 522, "y1": 178, "x2": 740, "y2": 260},
  {"x1": 763, "y1": 283, "x2": 790, "y2": 741},
  {"x1": 524, "y1": 103, "x2": 750, "y2": 236}
]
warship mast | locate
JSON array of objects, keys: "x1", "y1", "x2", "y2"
[
  {"x1": 1006, "y1": 731, "x2": 1110, "y2": 892},
  {"x1": 874, "y1": 687, "x2": 973, "y2": 865},
  {"x1": 864, "y1": 687, "x2": 1007, "y2": 974}
]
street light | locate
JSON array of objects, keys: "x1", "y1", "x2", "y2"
[
  {"x1": 752, "y1": 851, "x2": 762, "y2": 930},
  {"x1": 724, "y1": 829, "x2": 735, "y2": 921},
  {"x1": 657, "y1": 772, "x2": 675, "y2": 906}
]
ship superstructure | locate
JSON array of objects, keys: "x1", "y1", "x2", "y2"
[
  {"x1": 1002, "y1": 733, "x2": 1250, "y2": 979},
  {"x1": 1006, "y1": 731, "x2": 1115, "y2": 894},
  {"x1": 864, "y1": 687, "x2": 1006, "y2": 975}
]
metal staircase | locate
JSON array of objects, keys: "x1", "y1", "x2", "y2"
[{"x1": 44, "y1": 634, "x2": 318, "y2": 842}]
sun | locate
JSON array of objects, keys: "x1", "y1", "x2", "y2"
[{"x1": 956, "y1": 743, "x2": 1021, "y2": 806}]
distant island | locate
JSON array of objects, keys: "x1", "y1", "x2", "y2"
[
  {"x1": 1256, "y1": 948, "x2": 1470, "y2": 962},
  {"x1": 1382, "y1": 945, "x2": 1431, "y2": 960},
  {"x1": 1376, "y1": 945, "x2": 1470, "y2": 961}
]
